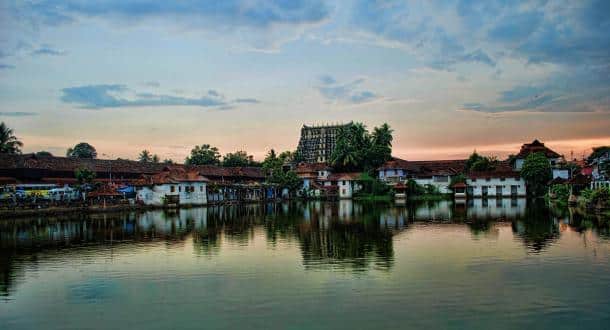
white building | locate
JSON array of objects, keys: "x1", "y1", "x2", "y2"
[
  {"x1": 466, "y1": 172, "x2": 526, "y2": 197},
  {"x1": 329, "y1": 173, "x2": 362, "y2": 199},
  {"x1": 135, "y1": 167, "x2": 208, "y2": 206},
  {"x1": 377, "y1": 158, "x2": 467, "y2": 194}
]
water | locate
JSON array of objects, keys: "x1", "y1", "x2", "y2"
[{"x1": 1, "y1": 200, "x2": 609, "y2": 329}]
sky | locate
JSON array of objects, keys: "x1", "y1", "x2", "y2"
[{"x1": 1, "y1": 0, "x2": 609, "y2": 161}]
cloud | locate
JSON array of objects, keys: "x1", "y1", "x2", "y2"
[
  {"x1": 142, "y1": 81, "x2": 160, "y2": 88},
  {"x1": 10, "y1": 0, "x2": 330, "y2": 51},
  {"x1": 0, "y1": 111, "x2": 38, "y2": 116},
  {"x1": 316, "y1": 76, "x2": 377, "y2": 104},
  {"x1": 60, "y1": 84, "x2": 259, "y2": 109},
  {"x1": 31, "y1": 45, "x2": 66, "y2": 56},
  {"x1": 234, "y1": 98, "x2": 260, "y2": 104},
  {"x1": 0, "y1": 64, "x2": 16, "y2": 70}
]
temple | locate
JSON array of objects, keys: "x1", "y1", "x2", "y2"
[{"x1": 296, "y1": 123, "x2": 351, "y2": 163}]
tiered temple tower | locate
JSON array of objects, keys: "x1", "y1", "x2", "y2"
[{"x1": 296, "y1": 122, "x2": 352, "y2": 163}]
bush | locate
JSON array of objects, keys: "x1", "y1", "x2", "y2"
[{"x1": 549, "y1": 184, "x2": 570, "y2": 202}]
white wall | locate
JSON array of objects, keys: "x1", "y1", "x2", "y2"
[
  {"x1": 414, "y1": 175, "x2": 452, "y2": 194},
  {"x1": 466, "y1": 177, "x2": 526, "y2": 197},
  {"x1": 137, "y1": 182, "x2": 207, "y2": 206}
]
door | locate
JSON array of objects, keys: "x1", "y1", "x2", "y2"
[
  {"x1": 496, "y1": 186, "x2": 503, "y2": 196},
  {"x1": 511, "y1": 185, "x2": 518, "y2": 196},
  {"x1": 482, "y1": 186, "x2": 488, "y2": 196}
]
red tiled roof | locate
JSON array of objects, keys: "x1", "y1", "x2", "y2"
[
  {"x1": 467, "y1": 163, "x2": 520, "y2": 179},
  {"x1": 0, "y1": 154, "x2": 265, "y2": 183},
  {"x1": 451, "y1": 182, "x2": 467, "y2": 188},
  {"x1": 378, "y1": 158, "x2": 467, "y2": 177},
  {"x1": 328, "y1": 172, "x2": 362, "y2": 181},
  {"x1": 516, "y1": 139, "x2": 562, "y2": 159},
  {"x1": 88, "y1": 184, "x2": 122, "y2": 197},
  {"x1": 135, "y1": 167, "x2": 208, "y2": 186},
  {"x1": 295, "y1": 162, "x2": 332, "y2": 174}
]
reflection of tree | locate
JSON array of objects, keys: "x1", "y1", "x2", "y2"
[
  {"x1": 296, "y1": 203, "x2": 397, "y2": 272},
  {"x1": 511, "y1": 200, "x2": 560, "y2": 252}
]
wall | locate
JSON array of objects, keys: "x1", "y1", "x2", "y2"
[
  {"x1": 137, "y1": 182, "x2": 207, "y2": 206},
  {"x1": 466, "y1": 177, "x2": 526, "y2": 197}
]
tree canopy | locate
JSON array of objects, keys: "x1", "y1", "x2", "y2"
[
  {"x1": 222, "y1": 150, "x2": 258, "y2": 167},
  {"x1": 138, "y1": 150, "x2": 160, "y2": 163},
  {"x1": 185, "y1": 144, "x2": 221, "y2": 165},
  {"x1": 35, "y1": 151, "x2": 53, "y2": 157},
  {"x1": 465, "y1": 151, "x2": 497, "y2": 171},
  {"x1": 0, "y1": 122, "x2": 23, "y2": 154},
  {"x1": 262, "y1": 149, "x2": 301, "y2": 193},
  {"x1": 330, "y1": 122, "x2": 393, "y2": 172},
  {"x1": 67, "y1": 142, "x2": 97, "y2": 159},
  {"x1": 521, "y1": 152, "x2": 552, "y2": 197}
]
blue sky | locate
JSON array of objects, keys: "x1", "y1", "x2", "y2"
[{"x1": 1, "y1": 0, "x2": 609, "y2": 160}]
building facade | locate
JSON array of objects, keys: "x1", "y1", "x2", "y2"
[{"x1": 296, "y1": 123, "x2": 351, "y2": 163}]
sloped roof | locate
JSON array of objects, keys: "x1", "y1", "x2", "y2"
[
  {"x1": 0, "y1": 154, "x2": 265, "y2": 181},
  {"x1": 328, "y1": 172, "x2": 362, "y2": 181},
  {"x1": 295, "y1": 162, "x2": 332, "y2": 174},
  {"x1": 516, "y1": 139, "x2": 562, "y2": 159},
  {"x1": 135, "y1": 167, "x2": 208, "y2": 186},
  {"x1": 378, "y1": 158, "x2": 467, "y2": 177},
  {"x1": 467, "y1": 162, "x2": 520, "y2": 179}
]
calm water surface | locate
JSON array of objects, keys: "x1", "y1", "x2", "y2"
[{"x1": 1, "y1": 200, "x2": 609, "y2": 329}]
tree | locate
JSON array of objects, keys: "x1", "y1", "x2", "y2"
[
  {"x1": 330, "y1": 122, "x2": 394, "y2": 172},
  {"x1": 185, "y1": 144, "x2": 221, "y2": 165},
  {"x1": 222, "y1": 150, "x2": 251, "y2": 167},
  {"x1": 67, "y1": 142, "x2": 97, "y2": 159},
  {"x1": 138, "y1": 150, "x2": 152, "y2": 162},
  {"x1": 0, "y1": 122, "x2": 23, "y2": 154},
  {"x1": 521, "y1": 152, "x2": 552, "y2": 197},
  {"x1": 75, "y1": 166, "x2": 96, "y2": 187},
  {"x1": 465, "y1": 151, "x2": 497, "y2": 171},
  {"x1": 163, "y1": 158, "x2": 174, "y2": 164},
  {"x1": 35, "y1": 151, "x2": 53, "y2": 157},
  {"x1": 152, "y1": 154, "x2": 160, "y2": 163}
]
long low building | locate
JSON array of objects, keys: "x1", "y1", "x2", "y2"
[
  {"x1": 377, "y1": 158, "x2": 467, "y2": 193},
  {"x1": 0, "y1": 154, "x2": 265, "y2": 186}
]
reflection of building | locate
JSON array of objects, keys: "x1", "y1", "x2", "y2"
[
  {"x1": 296, "y1": 123, "x2": 351, "y2": 163},
  {"x1": 466, "y1": 198, "x2": 526, "y2": 218}
]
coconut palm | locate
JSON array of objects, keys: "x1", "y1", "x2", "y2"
[{"x1": 0, "y1": 122, "x2": 23, "y2": 154}]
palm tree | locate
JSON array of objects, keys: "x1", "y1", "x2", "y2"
[
  {"x1": 372, "y1": 123, "x2": 393, "y2": 148},
  {"x1": 138, "y1": 149, "x2": 152, "y2": 162},
  {"x1": 0, "y1": 122, "x2": 23, "y2": 154}
]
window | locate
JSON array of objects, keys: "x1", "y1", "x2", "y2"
[
  {"x1": 485, "y1": 178, "x2": 491, "y2": 182},
  {"x1": 200, "y1": 186, "x2": 204, "y2": 192},
  {"x1": 500, "y1": 178, "x2": 506, "y2": 181},
  {"x1": 170, "y1": 186, "x2": 175, "y2": 193},
  {"x1": 178, "y1": 186, "x2": 181, "y2": 192}
]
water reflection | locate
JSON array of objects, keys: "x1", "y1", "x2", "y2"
[{"x1": 1, "y1": 199, "x2": 609, "y2": 298}]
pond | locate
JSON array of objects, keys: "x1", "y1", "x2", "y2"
[{"x1": 1, "y1": 200, "x2": 609, "y2": 329}]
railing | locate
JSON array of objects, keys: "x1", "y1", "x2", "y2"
[{"x1": 591, "y1": 180, "x2": 610, "y2": 190}]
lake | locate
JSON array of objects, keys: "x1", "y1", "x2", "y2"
[{"x1": 1, "y1": 200, "x2": 609, "y2": 329}]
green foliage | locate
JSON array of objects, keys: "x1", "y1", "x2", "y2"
[
  {"x1": 357, "y1": 172, "x2": 392, "y2": 196},
  {"x1": 330, "y1": 122, "x2": 393, "y2": 172},
  {"x1": 138, "y1": 150, "x2": 160, "y2": 163},
  {"x1": 222, "y1": 150, "x2": 256, "y2": 167},
  {"x1": 587, "y1": 146, "x2": 610, "y2": 163},
  {"x1": 35, "y1": 151, "x2": 53, "y2": 157},
  {"x1": 67, "y1": 142, "x2": 97, "y2": 159},
  {"x1": 449, "y1": 174, "x2": 466, "y2": 190},
  {"x1": 406, "y1": 179, "x2": 425, "y2": 195},
  {"x1": 185, "y1": 144, "x2": 221, "y2": 165},
  {"x1": 521, "y1": 152, "x2": 552, "y2": 197},
  {"x1": 0, "y1": 122, "x2": 23, "y2": 154},
  {"x1": 262, "y1": 149, "x2": 302, "y2": 193},
  {"x1": 465, "y1": 151, "x2": 497, "y2": 171},
  {"x1": 549, "y1": 184, "x2": 570, "y2": 202},
  {"x1": 75, "y1": 167, "x2": 96, "y2": 185},
  {"x1": 163, "y1": 158, "x2": 174, "y2": 164}
]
